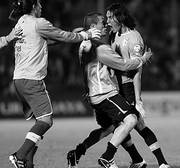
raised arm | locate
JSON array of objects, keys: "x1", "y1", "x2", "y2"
[{"x1": 36, "y1": 18, "x2": 100, "y2": 43}]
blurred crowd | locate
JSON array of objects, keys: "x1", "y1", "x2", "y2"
[{"x1": 0, "y1": 0, "x2": 180, "y2": 99}]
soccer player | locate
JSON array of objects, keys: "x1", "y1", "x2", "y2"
[
  {"x1": 7, "y1": 0, "x2": 101, "y2": 168},
  {"x1": 67, "y1": 4, "x2": 170, "y2": 168},
  {"x1": 0, "y1": 28, "x2": 22, "y2": 49},
  {"x1": 106, "y1": 3, "x2": 170, "y2": 168},
  {"x1": 67, "y1": 12, "x2": 152, "y2": 168}
]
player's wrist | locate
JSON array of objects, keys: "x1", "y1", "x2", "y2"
[
  {"x1": 5, "y1": 35, "x2": 12, "y2": 43},
  {"x1": 79, "y1": 31, "x2": 89, "y2": 40}
]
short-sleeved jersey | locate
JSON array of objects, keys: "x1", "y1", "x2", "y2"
[
  {"x1": 111, "y1": 29, "x2": 144, "y2": 84},
  {"x1": 13, "y1": 14, "x2": 85, "y2": 80}
]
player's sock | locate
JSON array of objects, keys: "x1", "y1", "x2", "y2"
[
  {"x1": 74, "y1": 143, "x2": 86, "y2": 161},
  {"x1": 101, "y1": 142, "x2": 117, "y2": 161},
  {"x1": 26, "y1": 145, "x2": 38, "y2": 168},
  {"x1": 74, "y1": 128, "x2": 104, "y2": 160},
  {"x1": 138, "y1": 127, "x2": 167, "y2": 166},
  {"x1": 82, "y1": 128, "x2": 104, "y2": 149},
  {"x1": 121, "y1": 134, "x2": 143, "y2": 163},
  {"x1": 16, "y1": 121, "x2": 51, "y2": 160}
]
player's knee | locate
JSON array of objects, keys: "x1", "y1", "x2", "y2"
[
  {"x1": 124, "y1": 114, "x2": 137, "y2": 128},
  {"x1": 38, "y1": 115, "x2": 53, "y2": 127},
  {"x1": 135, "y1": 116, "x2": 146, "y2": 130}
]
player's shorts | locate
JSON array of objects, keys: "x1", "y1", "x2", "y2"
[
  {"x1": 13, "y1": 79, "x2": 53, "y2": 120},
  {"x1": 92, "y1": 94, "x2": 139, "y2": 129},
  {"x1": 119, "y1": 82, "x2": 135, "y2": 105}
]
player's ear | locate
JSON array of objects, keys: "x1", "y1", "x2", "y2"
[{"x1": 90, "y1": 24, "x2": 96, "y2": 29}]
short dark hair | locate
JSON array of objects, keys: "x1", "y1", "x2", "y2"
[
  {"x1": 107, "y1": 3, "x2": 136, "y2": 30},
  {"x1": 83, "y1": 12, "x2": 103, "y2": 30},
  {"x1": 9, "y1": 0, "x2": 38, "y2": 21}
]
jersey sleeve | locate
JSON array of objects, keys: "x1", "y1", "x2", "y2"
[
  {"x1": 97, "y1": 44, "x2": 143, "y2": 71},
  {"x1": 35, "y1": 18, "x2": 85, "y2": 42},
  {"x1": 128, "y1": 33, "x2": 144, "y2": 58},
  {"x1": 0, "y1": 36, "x2": 8, "y2": 48}
]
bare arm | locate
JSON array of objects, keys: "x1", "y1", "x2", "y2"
[{"x1": 133, "y1": 66, "x2": 143, "y2": 102}]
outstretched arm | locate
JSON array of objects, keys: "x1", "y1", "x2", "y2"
[{"x1": 36, "y1": 18, "x2": 100, "y2": 43}]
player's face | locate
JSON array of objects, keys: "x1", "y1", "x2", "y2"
[
  {"x1": 106, "y1": 10, "x2": 120, "y2": 33},
  {"x1": 34, "y1": 0, "x2": 42, "y2": 17},
  {"x1": 94, "y1": 16, "x2": 107, "y2": 36}
]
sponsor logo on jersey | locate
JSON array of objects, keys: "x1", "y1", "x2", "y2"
[{"x1": 134, "y1": 44, "x2": 141, "y2": 52}]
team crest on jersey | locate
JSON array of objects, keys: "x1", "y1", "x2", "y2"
[
  {"x1": 134, "y1": 44, "x2": 141, "y2": 52},
  {"x1": 122, "y1": 39, "x2": 128, "y2": 46}
]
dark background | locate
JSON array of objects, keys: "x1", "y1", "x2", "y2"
[{"x1": 0, "y1": 0, "x2": 180, "y2": 117}]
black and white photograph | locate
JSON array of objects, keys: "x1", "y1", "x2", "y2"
[{"x1": 0, "y1": 0, "x2": 180, "y2": 168}]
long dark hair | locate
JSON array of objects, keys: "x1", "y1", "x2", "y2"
[
  {"x1": 9, "y1": 0, "x2": 38, "y2": 21},
  {"x1": 107, "y1": 3, "x2": 136, "y2": 31}
]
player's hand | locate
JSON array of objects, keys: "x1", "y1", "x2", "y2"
[
  {"x1": 141, "y1": 47, "x2": 153, "y2": 64},
  {"x1": 6, "y1": 27, "x2": 23, "y2": 42},
  {"x1": 87, "y1": 28, "x2": 101, "y2": 39},
  {"x1": 135, "y1": 100, "x2": 146, "y2": 118}
]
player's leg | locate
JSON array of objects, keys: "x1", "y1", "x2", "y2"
[
  {"x1": 121, "y1": 82, "x2": 147, "y2": 167},
  {"x1": 135, "y1": 116, "x2": 170, "y2": 168},
  {"x1": 121, "y1": 134, "x2": 147, "y2": 168},
  {"x1": 98, "y1": 94, "x2": 138, "y2": 168},
  {"x1": 9, "y1": 79, "x2": 53, "y2": 168},
  {"x1": 25, "y1": 145, "x2": 38, "y2": 168},
  {"x1": 67, "y1": 111, "x2": 115, "y2": 168}
]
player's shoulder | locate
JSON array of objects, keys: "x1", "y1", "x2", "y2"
[
  {"x1": 35, "y1": 17, "x2": 50, "y2": 25},
  {"x1": 129, "y1": 29, "x2": 143, "y2": 40}
]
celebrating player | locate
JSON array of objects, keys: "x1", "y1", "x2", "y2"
[
  {"x1": 67, "y1": 12, "x2": 152, "y2": 168},
  {"x1": 67, "y1": 3, "x2": 170, "y2": 168},
  {"x1": 7, "y1": 0, "x2": 101, "y2": 168},
  {"x1": 107, "y1": 3, "x2": 170, "y2": 168}
]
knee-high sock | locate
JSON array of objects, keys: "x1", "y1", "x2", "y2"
[
  {"x1": 16, "y1": 121, "x2": 51, "y2": 160},
  {"x1": 121, "y1": 134, "x2": 143, "y2": 163},
  {"x1": 75, "y1": 128, "x2": 105, "y2": 159},
  {"x1": 101, "y1": 142, "x2": 117, "y2": 161},
  {"x1": 26, "y1": 146, "x2": 38, "y2": 168},
  {"x1": 138, "y1": 127, "x2": 167, "y2": 165}
]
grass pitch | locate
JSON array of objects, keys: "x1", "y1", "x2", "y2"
[{"x1": 0, "y1": 115, "x2": 180, "y2": 168}]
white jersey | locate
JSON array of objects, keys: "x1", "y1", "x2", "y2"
[{"x1": 13, "y1": 14, "x2": 86, "y2": 80}]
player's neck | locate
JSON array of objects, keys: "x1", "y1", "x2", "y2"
[{"x1": 121, "y1": 26, "x2": 131, "y2": 34}]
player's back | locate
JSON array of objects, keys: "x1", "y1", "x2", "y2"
[{"x1": 13, "y1": 14, "x2": 48, "y2": 80}]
